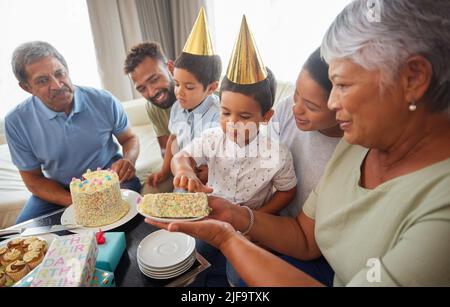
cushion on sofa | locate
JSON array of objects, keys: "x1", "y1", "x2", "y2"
[{"x1": 0, "y1": 144, "x2": 31, "y2": 228}]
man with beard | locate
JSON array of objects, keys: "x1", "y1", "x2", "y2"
[
  {"x1": 124, "y1": 42, "x2": 177, "y2": 157},
  {"x1": 124, "y1": 42, "x2": 209, "y2": 193},
  {"x1": 5, "y1": 41, "x2": 141, "y2": 223}
]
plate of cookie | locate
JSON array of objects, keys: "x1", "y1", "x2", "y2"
[
  {"x1": 0, "y1": 234, "x2": 57, "y2": 287},
  {"x1": 138, "y1": 193, "x2": 211, "y2": 223}
]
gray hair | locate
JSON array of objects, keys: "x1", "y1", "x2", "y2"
[
  {"x1": 321, "y1": 0, "x2": 450, "y2": 113},
  {"x1": 11, "y1": 41, "x2": 68, "y2": 84}
]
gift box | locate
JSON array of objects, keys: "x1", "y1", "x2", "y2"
[
  {"x1": 14, "y1": 267, "x2": 114, "y2": 287},
  {"x1": 30, "y1": 232, "x2": 98, "y2": 287},
  {"x1": 95, "y1": 232, "x2": 126, "y2": 272},
  {"x1": 90, "y1": 268, "x2": 115, "y2": 287}
]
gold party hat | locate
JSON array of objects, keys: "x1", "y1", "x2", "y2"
[
  {"x1": 226, "y1": 15, "x2": 267, "y2": 84},
  {"x1": 182, "y1": 7, "x2": 215, "y2": 56}
]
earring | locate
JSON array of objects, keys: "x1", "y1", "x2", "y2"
[{"x1": 409, "y1": 100, "x2": 417, "y2": 112}]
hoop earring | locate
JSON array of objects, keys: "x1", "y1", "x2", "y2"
[{"x1": 409, "y1": 100, "x2": 417, "y2": 112}]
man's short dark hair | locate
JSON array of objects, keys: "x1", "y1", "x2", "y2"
[
  {"x1": 124, "y1": 42, "x2": 168, "y2": 74},
  {"x1": 220, "y1": 67, "x2": 276, "y2": 114},
  {"x1": 174, "y1": 52, "x2": 222, "y2": 90}
]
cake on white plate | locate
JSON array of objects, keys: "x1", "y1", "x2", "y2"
[
  {"x1": 141, "y1": 192, "x2": 210, "y2": 218},
  {"x1": 70, "y1": 169, "x2": 129, "y2": 227}
]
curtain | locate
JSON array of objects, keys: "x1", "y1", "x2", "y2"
[
  {"x1": 135, "y1": 0, "x2": 176, "y2": 59},
  {"x1": 135, "y1": 0, "x2": 205, "y2": 60},
  {"x1": 87, "y1": 0, "x2": 209, "y2": 101},
  {"x1": 170, "y1": 0, "x2": 210, "y2": 58},
  {"x1": 86, "y1": 0, "x2": 142, "y2": 101}
]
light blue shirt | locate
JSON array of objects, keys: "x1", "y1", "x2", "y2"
[
  {"x1": 168, "y1": 94, "x2": 220, "y2": 149},
  {"x1": 5, "y1": 86, "x2": 129, "y2": 185}
]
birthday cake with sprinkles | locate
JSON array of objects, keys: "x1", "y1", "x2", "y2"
[{"x1": 70, "y1": 169, "x2": 129, "y2": 227}]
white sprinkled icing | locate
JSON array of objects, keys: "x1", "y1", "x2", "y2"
[{"x1": 70, "y1": 169, "x2": 129, "y2": 227}]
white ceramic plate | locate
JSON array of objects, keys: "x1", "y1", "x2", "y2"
[
  {"x1": 138, "y1": 249, "x2": 195, "y2": 272},
  {"x1": 60, "y1": 189, "x2": 141, "y2": 233},
  {"x1": 137, "y1": 230, "x2": 195, "y2": 269},
  {"x1": 138, "y1": 257, "x2": 195, "y2": 279},
  {"x1": 138, "y1": 254, "x2": 195, "y2": 274},
  {"x1": 137, "y1": 202, "x2": 206, "y2": 223}
]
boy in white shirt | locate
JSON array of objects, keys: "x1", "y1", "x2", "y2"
[
  {"x1": 171, "y1": 16, "x2": 297, "y2": 286},
  {"x1": 171, "y1": 18, "x2": 297, "y2": 213}
]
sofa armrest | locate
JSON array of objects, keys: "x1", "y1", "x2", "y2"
[{"x1": 122, "y1": 98, "x2": 151, "y2": 127}]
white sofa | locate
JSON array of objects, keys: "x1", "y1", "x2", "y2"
[{"x1": 0, "y1": 81, "x2": 294, "y2": 228}]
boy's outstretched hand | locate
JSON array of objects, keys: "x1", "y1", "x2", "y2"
[
  {"x1": 146, "y1": 169, "x2": 169, "y2": 187},
  {"x1": 173, "y1": 171, "x2": 213, "y2": 193}
]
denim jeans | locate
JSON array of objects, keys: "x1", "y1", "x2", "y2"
[
  {"x1": 231, "y1": 254, "x2": 334, "y2": 287},
  {"x1": 189, "y1": 239, "x2": 229, "y2": 287},
  {"x1": 15, "y1": 175, "x2": 141, "y2": 224}
]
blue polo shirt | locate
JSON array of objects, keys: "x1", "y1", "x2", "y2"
[{"x1": 5, "y1": 86, "x2": 129, "y2": 186}]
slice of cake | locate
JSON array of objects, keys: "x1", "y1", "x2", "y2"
[{"x1": 141, "y1": 193, "x2": 210, "y2": 218}]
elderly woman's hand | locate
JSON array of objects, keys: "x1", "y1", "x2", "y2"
[
  {"x1": 206, "y1": 195, "x2": 236, "y2": 224},
  {"x1": 145, "y1": 218, "x2": 236, "y2": 250}
]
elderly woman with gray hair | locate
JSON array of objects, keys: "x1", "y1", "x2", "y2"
[{"x1": 146, "y1": 0, "x2": 450, "y2": 286}]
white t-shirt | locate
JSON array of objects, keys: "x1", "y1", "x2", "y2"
[
  {"x1": 182, "y1": 127, "x2": 297, "y2": 210},
  {"x1": 270, "y1": 96, "x2": 341, "y2": 217}
]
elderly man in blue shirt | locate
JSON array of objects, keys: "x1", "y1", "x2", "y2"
[{"x1": 5, "y1": 41, "x2": 141, "y2": 224}]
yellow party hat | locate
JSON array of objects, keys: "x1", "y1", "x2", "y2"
[
  {"x1": 226, "y1": 15, "x2": 267, "y2": 84},
  {"x1": 182, "y1": 7, "x2": 215, "y2": 56}
]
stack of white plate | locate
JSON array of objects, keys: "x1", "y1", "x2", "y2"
[{"x1": 137, "y1": 229, "x2": 196, "y2": 279}]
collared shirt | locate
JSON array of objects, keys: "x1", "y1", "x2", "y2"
[
  {"x1": 5, "y1": 86, "x2": 129, "y2": 185},
  {"x1": 182, "y1": 127, "x2": 297, "y2": 210},
  {"x1": 168, "y1": 94, "x2": 220, "y2": 149}
]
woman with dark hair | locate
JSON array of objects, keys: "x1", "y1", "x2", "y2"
[{"x1": 271, "y1": 47, "x2": 342, "y2": 218}]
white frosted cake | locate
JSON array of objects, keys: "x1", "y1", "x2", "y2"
[{"x1": 70, "y1": 169, "x2": 129, "y2": 227}]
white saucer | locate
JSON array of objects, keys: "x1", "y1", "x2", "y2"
[
  {"x1": 137, "y1": 202, "x2": 206, "y2": 223},
  {"x1": 60, "y1": 189, "x2": 141, "y2": 233},
  {"x1": 137, "y1": 230, "x2": 195, "y2": 269},
  {"x1": 138, "y1": 249, "x2": 195, "y2": 272},
  {"x1": 138, "y1": 256, "x2": 196, "y2": 279},
  {"x1": 139, "y1": 255, "x2": 195, "y2": 273}
]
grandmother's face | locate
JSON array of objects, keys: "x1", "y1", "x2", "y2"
[{"x1": 327, "y1": 59, "x2": 405, "y2": 148}]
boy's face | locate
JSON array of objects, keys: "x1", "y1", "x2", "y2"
[
  {"x1": 293, "y1": 70, "x2": 337, "y2": 132},
  {"x1": 173, "y1": 68, "x2": 215, "y2": 110},
  {"x1": 220, "y1": 91, "x2": 273, "y2": 146}
]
